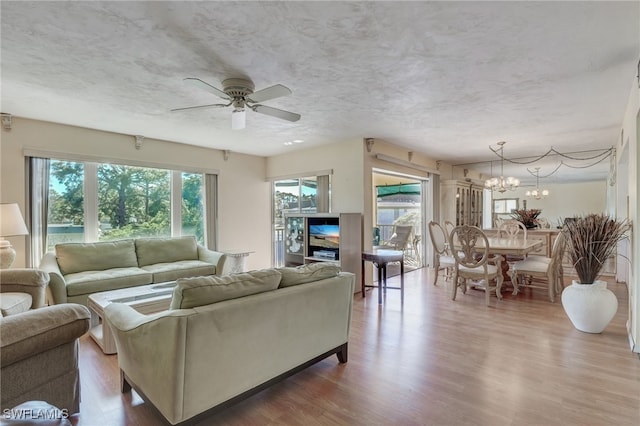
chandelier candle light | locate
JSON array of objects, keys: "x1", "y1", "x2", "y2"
[
  {"x1": 526, "y1": 167, "x2": 549, "y2": 199},
  {"x1": 485, "y1": 141, "x2": 520, "y2": 192}
]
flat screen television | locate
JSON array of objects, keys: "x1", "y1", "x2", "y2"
[{"x1": 307, "y1": 217, "x2": 340, "y2": 260}]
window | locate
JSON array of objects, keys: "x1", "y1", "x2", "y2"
[
  {"x1": 273, "y1": 177, "x2": 319, "y2": 228},
  {"x1": 97, "y1": 164, "x2": 171, "y2": 240},
  {"x1": 493, "y1": 198, "x2": 518, "y2": 213},
  {"x1": 48, "y1": 161, "x2": 85, "y2": 246},
  {"x1": 492, "y1": 197, "x2": 519, "y2": 227},
  {"x1": 44, "y1": 159, "x2": 206, "y2": 252},
  {"x1": 272, "y1": 174, "x2": 330, "y2": 266}
]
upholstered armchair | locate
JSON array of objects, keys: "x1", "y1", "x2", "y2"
[
  {"x1": 0, "y1": 269, "x2": 49, "y2": 316},
  {"x1": 0, "y1": 271, "x2": 90, "y2": 414},
  {"x1": 0, "y1": 303, "x2": 90, "y2": 414}
]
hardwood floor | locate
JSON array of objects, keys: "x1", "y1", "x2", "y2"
[{"x1": 71, "y1": 269, "x2": 640, "y2": 425}]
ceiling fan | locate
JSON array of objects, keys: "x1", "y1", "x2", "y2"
[{"x1": 172, "y1": 77, "x2": 301, "y2": 130}]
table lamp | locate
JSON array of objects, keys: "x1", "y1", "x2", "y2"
[{"x1": 0, "y1": 203, "x2": 29, "y2": 269}]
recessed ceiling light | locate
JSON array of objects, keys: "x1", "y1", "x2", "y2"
[
  {"x1": 292, "y1": 139, "x2": 304, "y2": 144},
  {"x1": 284, "y1": 139, "x2": 304, "y2": 146}
]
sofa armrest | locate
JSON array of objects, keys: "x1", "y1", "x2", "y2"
[
  {"x1": 0, "y1": 304, "x2": 90, "y2": 367},
  {"x1": 197, "y1": 246, "x2": 227, "y2": 275},
  {"x1": 38, "y1": 251, "x2": 67, "y2": 304},
  {"x1": 104, "y1": 303, "x2": 173, "y2": 332},
  {"x1": 0, "y1": 269, "x2": 49, "y2": 309}
]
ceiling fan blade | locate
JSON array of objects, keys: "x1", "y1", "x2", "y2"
[
  {"x1": 251, "y1": 104, "x2": 301, "y2": 122},
  {"x1": 246, "y1": 84, "x2": 292, "y2": 103},
  {"x1": 183, "y1": 78, "x2": 230, "y2": 100},
  {"x1": 170, "y1": 103, "x2": 230, "y2": 112}
]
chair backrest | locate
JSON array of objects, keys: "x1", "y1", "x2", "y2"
[
  {"x1": 444, "y1": 221, "x2": 455, "y2": 238},
  {"x1": 549, "y1": 231, "x2": 566, "y2": 270},
  {"x1": 385, "y1": 225, "x2": 413, "y2": 249},
  {"x1": 498, "y1": 220, "x2": 527, "y2": 241},
  {"x1": 537, "y1": 217, "x2": 550, "y2": 229},
  {"x1": 450, "y1": 225, "x2": 489, "y2": 269},
  {"x1": 428, "y1": 221, "x2": 448, "y2": 255}
]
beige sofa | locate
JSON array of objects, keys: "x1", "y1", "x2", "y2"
[
  {"x1": 39, "y1": 236, "x2": 227, "y2": 306},
  {"x1": 104, "y1": 263, "x2": 354, "y2": 425}
]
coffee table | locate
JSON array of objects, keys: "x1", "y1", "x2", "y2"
[{"x1": 87, "y1": 281, "x2": 177, "y2": 354}]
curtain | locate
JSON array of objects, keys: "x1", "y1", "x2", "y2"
[
  {"x1": 28, "y1": 157, "x2": 50, "y2": 267},
  {"x1": 316, "y1": 175, "x2": 330, "y2": 213},
  {"x1": 204, "y1": 173, "x2": 218, "y2": 250}
]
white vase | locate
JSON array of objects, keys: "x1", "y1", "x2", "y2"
[{"x1": 561, "y1": 280, "x2": 618, "y2": 333}]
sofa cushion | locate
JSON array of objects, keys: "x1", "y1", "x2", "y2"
[
  {"x1": 0, "y1": 293, "x2": 33, "y2": 317},
  {"x1": 135, "y1": 237, "x2": 198, "y2": 267},
  {"x1": 142, "y1": 260, "x2": 216, "y2": 283},
  {"x1": 55, "y1": 239, "x2": 138, "y2": 275},
  {"x1": 277, "y1": 262, "x2": 341, "y2": 288},
  {"x1": 170, "y1": 269, "x2": 282, "y2": 310},
  {"x1": 65, "y1": 268, "x2": 152, "y2": 297}
]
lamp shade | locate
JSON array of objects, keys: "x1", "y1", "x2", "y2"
[{"x1": 0, "y1": 203, "x2": 29, "y2": 237}]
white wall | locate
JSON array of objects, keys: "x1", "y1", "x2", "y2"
[
  {"x1": 619, "y1": 75, "x2": 640, "y2": 353},
  {"x1": 493, "y1": 180, "x2": 608, "y2": 227},
  {"x1": 0, "y1": 117, "x2": 271, "y2": 271},
  {"x1": 266, "y1": 139, "x2": 365, "y2": 213}
]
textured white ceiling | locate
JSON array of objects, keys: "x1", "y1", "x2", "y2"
[{"x1": 1, "y1": 1, "x2": 638, "y2": 185}]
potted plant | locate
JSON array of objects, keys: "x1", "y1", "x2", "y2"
[
  {"x1": 511, "y1": 208, "x2": 542, "y2": 229},
  {"x1": 560, "y1": 213, "x2": 629, "y2": 333}
]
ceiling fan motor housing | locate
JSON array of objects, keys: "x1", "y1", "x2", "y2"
[
  {"x1": 222, "y1": 78, "x2": 255, "y2": 110},
  {"x1": 222, "y1": 78, "x2": 255, "y2": 99}
]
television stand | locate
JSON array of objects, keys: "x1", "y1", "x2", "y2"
[{"x1": 304, "y1": 256, "x2": 340, "y2": 265}]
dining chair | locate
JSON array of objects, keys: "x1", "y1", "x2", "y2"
[
  {"x1": 444, "y1": 221, "x2": 455, "y2": 238},
  {"x1": 510, "y1": 232, "x2": 566, "y2": 302},
  {"x1": 497, "y1": 219, "x2": 528, "y2": 240},
  {"x1": 498, "y1": 219, "x2": 528, "y2": 263},
  {"x1": 449, "y1": 225, "x2": 504, "y2": 306},
  {"x1": 427, "y1": 221, "x2": 455, "y2": 286}
]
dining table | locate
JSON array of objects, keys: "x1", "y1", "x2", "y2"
[
  {"x1": 454, "y1": 237, "x2": 544, "y2": 283},
  {"x1": 481, "y1": 237, "x2": 544, "y2": 257}
]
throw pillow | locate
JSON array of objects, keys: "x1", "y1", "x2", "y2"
[
  {"x1": 135, "y1": 236, "x2": 198, "y2": 266},
  {"x1": 170, "y1": 269, "x2": 282, "y2": 309},
  {"x1": 55, "y1": 239, "x2": 137, "y2": 275},
  {"x1": 277, "y1": 262, "x2": 341, "y2": 288}
]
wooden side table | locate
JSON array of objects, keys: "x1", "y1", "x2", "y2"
[{"x1": 361, "y1": 249, "x2": 404, "y2": 304}]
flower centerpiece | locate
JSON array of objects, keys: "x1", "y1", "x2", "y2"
[
  {"x1": 511, "y1": 208, "x2": 541, "y2": 229},
  {"x1": 560, "y1": 213, "x2": 629, "y2": 333}
]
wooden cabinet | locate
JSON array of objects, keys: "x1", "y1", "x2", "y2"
[
  {"x1": 442, "y1": 180, "x2": 484, "y2": 227},
  {"x1": 283, "y1": 213, "x2": 363, "y2": 288}
]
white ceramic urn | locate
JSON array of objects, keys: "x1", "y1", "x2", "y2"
[{"x1": 561, "y1": 280, "x2": 618, "y2": 333}]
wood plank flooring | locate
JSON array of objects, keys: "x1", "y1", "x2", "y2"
[{"x1": 70, "y1": 269, "x2": 640, "y2": 425}]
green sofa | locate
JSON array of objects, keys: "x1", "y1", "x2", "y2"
[{"x1": 40, "y1": 236, "x2": 227, "y2": 306}]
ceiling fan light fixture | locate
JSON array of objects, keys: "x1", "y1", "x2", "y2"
[{"x1": 231, "y1": 108, "x2": 246, "y2": 130}]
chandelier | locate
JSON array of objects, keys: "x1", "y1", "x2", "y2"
[
  {"x1": 485, "y1": 141, "x2": 520, "y2": 193},
  {"x1": 526, "y1": 167, "x2": 549, "y2": 199}
]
